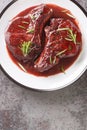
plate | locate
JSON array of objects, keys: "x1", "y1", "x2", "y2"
[{"x1": 0, "y1": 0, "x2": 87, "y2": 91}]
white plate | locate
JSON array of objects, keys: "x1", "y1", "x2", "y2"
[{"x1": 0, "y1": 0, "x2": 87, "y2": 91}]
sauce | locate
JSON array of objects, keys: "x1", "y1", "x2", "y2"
[{"x1": 6, "y1": 4, "x2": 82, "y2": 77}]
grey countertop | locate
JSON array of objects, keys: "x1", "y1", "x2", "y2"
[{"x1": 0, "y1": 0, "x2": 87, "y2": 130}]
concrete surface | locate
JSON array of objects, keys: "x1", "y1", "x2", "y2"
[{"x1": 0, "y1": 0, "x2": 87, "y2": 130}]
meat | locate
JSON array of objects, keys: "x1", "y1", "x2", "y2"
[
  {"x1": 5, "y1": 4, "x2": 53, "y2": 63},
  {"x1": 5, "y1": 4, "x2": 82, "y2": 74},
  {"x1": 34, "y1": 18, "x2": 82, "y2": 72}
]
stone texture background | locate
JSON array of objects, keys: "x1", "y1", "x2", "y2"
[{"x1": 0, "y1": 0, "x2": 87, "y2": 130}]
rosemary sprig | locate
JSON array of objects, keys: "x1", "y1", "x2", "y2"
[
  {"x1": 22, "y1": 21, "x2": 29, "y2": 24},
  {"x1": 65, "y1": 37, "x2": 73, "y2": 41},
  {"x1": 49, "y1": 56, "x2": 57, "y2": 64},
  {"x1": 60, "y1": 65, "x2": 65, "y2": 74},
  {"x1": 17, "y1": 62, "x2": 27, "y2": 72},
  {"x1": 61, "y1": 10, "x2": 68, "y2": 13},
  {"x1": 57, "y1": 28, "x2": 69, "y2": 31},
  {"x1": 67, "y1": 29, "x2": 76, "y2": 44},
  {"x1": 18, "y1": 25, "x2": 26, "y2": 29},
  {"x1": 30, "y1": 14, "x2": 36, "y2": 20},
  {"x1": 68, "y1": 45, "x2": 72, "y2": 51},
  {"x1": 66, "y1": 13, "x2": 75, "y2": 19},
  {"x1": 53, "y1": 56, "x2": 57, "y2": 64},
  {"x1": 26, "y1": 28, "x2": 34, "y2": 34},
  {"x1": 50, "y1": 56, "x2": 53, "y2": 64},
  {"x1": 57, "y1": 28, "x2": 77, "y2": 44},
  {"x1": 49, "y1": 49, "x2": 67, "y2": 64},
  {"x1": 20, "y1": 41, "x2": 32, "y2": 56},
  {"x1": 56, "y1": 49, "x2": 67, "y2": 56}
]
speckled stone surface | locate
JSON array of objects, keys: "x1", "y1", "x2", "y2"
[{"x1": 0, "y1": 0, "x2": 87, "y2": 130}]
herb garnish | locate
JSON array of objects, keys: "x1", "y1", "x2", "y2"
[
  {"x1": 17, "y1": 62, "x2": 27, "y2": 72},
  {"x1": 66, "y1": 13, "x2": 75, "y2": 19},
  {"x1": 50, "y1": 56, "x2": 53, "y2": 64},
  {"x1": 60, "y1": 65, "x2": 65, "y2": 74},
  {"x1": 30, "y1": 14, "x2": 36, "y2": 20},
  {"x1": 56, "y1": 49, "x2": 67, "y2": 56},
  {"x1": 22, "y1": 21, "x2": 29, "y2": 24},
  {"x1": 26, "y1": 28, "x2": 34, "y2": 34},
  {"x1": 57, "y1": 28, "x2": 77, "y2": 44},
  {"x1": 49, "y1": 49, "x2": 67, "y2": 64},
  {"x1": 53, "y1": 56, "x2": 57, "y2": 64},
  {"x1": 61, "y1": 10, "x2": 68, "y2": 13},
  {"x1": 20, "y1": 41, "x2": 32, "y2": 56},
  {"x1": 68, "y1": 45, "x2": 72, "y2": 51},
  {"x1": 18, "y1": 25, "x2": 26, "y2": 29},
  {"x1": 50, "y1": 56, "x2": 57, "y2": 64},
  {"x1": 61, "y1": 9, "x2": 75, "y2": 18},
  {"x1": 57, "y1": 28, "x2": 69, "y2": 31},
  {"x1": 65, "y1": 29, "x2": 76, "y2": 44}
]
